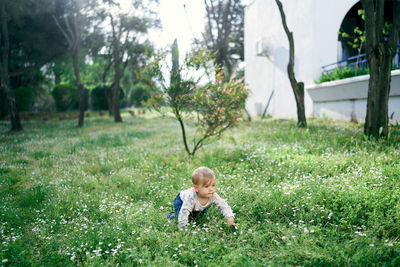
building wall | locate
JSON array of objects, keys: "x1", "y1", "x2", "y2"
[
  {"x1": 307, "y1": 70, "x2": 400, "y2": 123},
  {"x1": 244, "y1": 0, "x2": 359, "y2": 118}
]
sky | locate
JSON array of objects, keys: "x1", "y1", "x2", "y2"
[{"x1": 119, "y1": 0, "x2": 205, "y2": 56}]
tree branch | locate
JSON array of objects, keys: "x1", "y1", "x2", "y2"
[
  {"x1": 53, "y1": 15, "x2": 73, "y2": 47},
  {"x1": 275, "y1": 0, "x2": 297, "y2": 86},
  {"x1": 204, "y1": 0, "x2": 216, "y2": 48}
]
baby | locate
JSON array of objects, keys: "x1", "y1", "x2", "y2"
[{"x1": 167, "y1": 166, "x2": 236, "y2": 230}]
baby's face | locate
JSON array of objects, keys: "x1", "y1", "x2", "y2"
[{"x1": 195, "y1": 178, "x2": 216, "y2": 199}]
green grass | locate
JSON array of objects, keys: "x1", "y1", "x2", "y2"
[{"x1": 1, "y1": 112, "x2": 400, "y2": 266}]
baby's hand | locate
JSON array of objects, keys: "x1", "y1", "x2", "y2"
[{"x1": 227, "y1": 217, "x2": 238, "y2": 227}]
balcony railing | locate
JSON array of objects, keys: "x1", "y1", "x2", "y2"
[{"x1": 321, "y1": 44, "x2": 400, "y2": 74}]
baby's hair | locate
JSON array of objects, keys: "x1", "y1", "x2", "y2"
[{"x1": 192, "y1": 167, "x2": 215, "y2": 185}]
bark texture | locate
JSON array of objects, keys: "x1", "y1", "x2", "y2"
[
  {"x1": 275, "y1": 0, "x2": 307, "y2": 127},
  {"x1": 0, "y1": 0, "x2": 23, "y2": 131}
]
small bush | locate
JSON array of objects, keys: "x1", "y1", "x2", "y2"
[
  {"x1": 91, "y1": 86, "x2": 125, "y2": 111},
  {"x1": 145, "y1": 48, "x2": 248, "y2": 156},
  {"x1": 51, "y1": 84, "x2": 79, "y2": 111},
  {"x1": 130, "y1": 83, "x2": 153, "y2": 107},
  {"x1": 317, "y1": 66, "x2": 369, "y2": 84},
  {"x1": 14, "y1": 86, "x2": 34, "y2": 112}
]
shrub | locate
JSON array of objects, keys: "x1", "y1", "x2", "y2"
[
  {"x1": 316, "y1": 66, "x2": 369, "y2": 83},
  {"x1": 91, "y1": 86, "x2": 109, "y2": 110},
  {"x1": 51, "y1": 84, "x2": 79, "y2": 111},
  {"x1": 130, "y1": 83, "x2": 153, "y2": 107},
  {"x1": 144, "y1": 46, "x2": 248, "y2": 156},
  {"x1": 90, "y1": 86, "x2": 125, "y2": 111},
  {"x1": 13, "y1": 86, "x2": 34, "y2": 112}
]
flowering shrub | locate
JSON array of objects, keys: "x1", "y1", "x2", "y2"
[
  {"x1": 194, "y1": 71, "x2": 247, "y2": 139},
  {"x1": 144, "y1": 48, "x2": 248, "y2": 156}
]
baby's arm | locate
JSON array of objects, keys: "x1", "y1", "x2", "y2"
[
  {"x1": 177, "y1": 199, "x2": 193, "y2": 230},
  {"x1": 213, "y1": 193, "x2": 236, "y2": 225}
]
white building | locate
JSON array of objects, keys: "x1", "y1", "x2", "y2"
[{"x1": 244, "y1": 0, "x2": 400, "y2": 123}]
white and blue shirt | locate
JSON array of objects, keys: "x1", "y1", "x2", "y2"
[{"x1": 177, "y1": 188, "x2": 234, "y2": 229}]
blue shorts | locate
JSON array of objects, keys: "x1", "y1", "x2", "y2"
[{"x1": 170, "y1": 193, "x2": 207, "y2": 219}]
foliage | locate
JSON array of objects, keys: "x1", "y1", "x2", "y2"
[
  {"x1": 13, "y1": 87, "x2": 34, "y2": 112},
  {"x1": 51, "y1": 84, "x2": 79, "y2": 111},
  {"x1": 317, "y1": 66, "x2": 369, "y2": 83},
  {"x1": 90, "y1": 86, "x2": 125, "y2": 111},
  {"x1": 339, "y1": 10, "x2": 366, "y2": 51},
  {"x1": 1, "y1": 116, "x2": 400, "y2": 265},
  {"x1": 5, "y1": 0, "x2": 68, "y2": 77},
  {"x1": 144, "y1": 47, "x2": 248, "y2": 156},
  {"x1": 130, "y1": 83, "x2": 154, "y2": 107},
  {"x1": 0, "y1": 0, "x2": 68, "y2": 131}
]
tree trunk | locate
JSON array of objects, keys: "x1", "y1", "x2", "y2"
[
  {"x1": 110, "y1": 16, "x2": 123, "y2": 123},
  {"x1": 364, "y1": 53, "x2": 392, "y2": 137},
  {"x1": 0, "y1": 0, "x2": 23, "y2": 131},
  {"x1": 111, "y1": 82, "x2": 122, "y2": 122},
  {"x1": 72, "y1": 50, "x2": 85, "y2": 127},
  {"x1": 111, "y1": 46, "x2": 123, "y2": 122},
  {"x1": 0, "y1": 73, "x2": 23, "y2": 131},
  {"x1": 275, "y1": 0, "x2": 306, "y2": 127},
  {"x1": 102, "y1": 62, "x2": 113, "y2": 116},
  {"x1": 294, "y1": 82, "x2": 307, "y2": 127},
  {"x1": 361, "y1": 0, "x2": 400, "y2": 138}
]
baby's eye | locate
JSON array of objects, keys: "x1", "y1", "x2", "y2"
[{"x1": 205, "y1": 186, "x2": 209, "y2": 188}]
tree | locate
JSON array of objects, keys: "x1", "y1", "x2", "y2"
[
  {"x1": 0, "y1": 0, "x2": 67, "y2": 131},
  {"x1": 100, "y1": 0, "x2": 159, "y2": 122},
  {"x1": 361, "y1": 0, "x2": 400, "y2": 138},
  {"x1": 275, "y1": 0, "x2": 306, "y2": 127},
  {"x1": 145, "y1": 41, "x2": 248, "y2": 157},
  {"x1": 200, "y1": 0, "x2": 244, "y2": 78},
  {"x1": 53, "y1": 0, "x2": 98, "y2": 127}
]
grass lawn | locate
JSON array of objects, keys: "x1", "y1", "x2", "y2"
[{"x1": 1, "y1": 112, "x2": 400, "y2": 266}]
